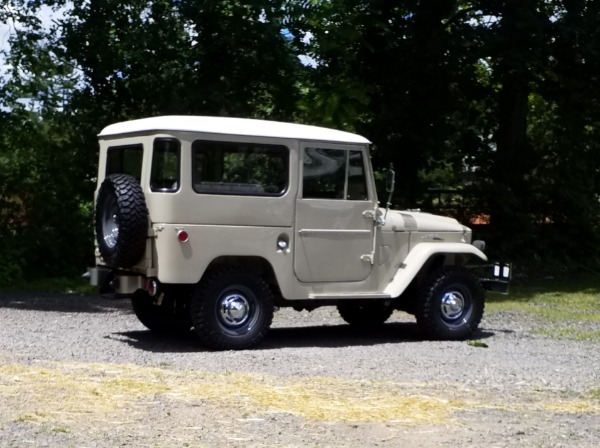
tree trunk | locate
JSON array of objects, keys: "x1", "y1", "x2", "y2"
[{"x1": 489, "y1": 0, "x2": 543, "y2": 242}]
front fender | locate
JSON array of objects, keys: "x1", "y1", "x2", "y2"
[{"x1": 383, "y1": 243, "x2": 487, "y2": 298}]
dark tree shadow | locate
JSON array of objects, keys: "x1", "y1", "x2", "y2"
[{"x1": 0, "y1": 293, "x2": 130, "y2": 313}]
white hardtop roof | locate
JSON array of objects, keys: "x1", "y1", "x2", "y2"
[{"x1": 98, "y1": 115, "x2": 371, "y2": 144}]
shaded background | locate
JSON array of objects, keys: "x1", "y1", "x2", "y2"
[{"x1": 1, "y1": 0, "x2": 600, "y2": 284}]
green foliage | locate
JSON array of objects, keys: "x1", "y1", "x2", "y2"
[
  {"x1": 2, "y1": 0, "x2": 600, "y2": 282},
  {"x1": 0, "y1": 110, "x2": 95, "y2": 283},
  {"x1": 1, "y1": 0, "x2": 302, "y2": 282},
  {"x1": 0, "y1": 276, "x2": 96, "y2": 294},
  {"x1": 0, "y1": 249, "x2": 25, "y2": 288}
]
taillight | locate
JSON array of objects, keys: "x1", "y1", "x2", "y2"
[{"x1": 177, "y1": 230, "x2": 189, "y2": 242}]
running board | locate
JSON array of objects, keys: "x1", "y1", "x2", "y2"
[{"x1": 308, "y1": 293, "x2": 392, "y2": 300}]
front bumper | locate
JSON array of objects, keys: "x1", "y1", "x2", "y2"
[{"x1": 479, "y1": 262, "x2": 512, "y2": 294}]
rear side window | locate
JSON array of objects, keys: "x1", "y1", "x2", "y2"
[
  {"x1": 192, "y1": 140, "x2": 289, "y2": 196},
  {"x1": 106, "y1": 144, "x2": 143, "y2": 180},
  {"x1": 151, "y1": 138, "x2": 180, "y2": 192}
]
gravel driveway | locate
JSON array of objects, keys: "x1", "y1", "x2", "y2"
[{"x1": 0, "y1": 292, "x2": 599, "y2": 447}]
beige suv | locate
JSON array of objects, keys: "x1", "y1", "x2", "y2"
[{"x1": 89, "y1": 116, "x2": 510, "y2": 350}]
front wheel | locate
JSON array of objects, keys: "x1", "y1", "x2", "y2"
[
  {"x1": 191, "y1": 267, "x2": 274, "y2": 350},
  {"x1": 415, "y1": 267, "x2": 484, "y2": 340}
]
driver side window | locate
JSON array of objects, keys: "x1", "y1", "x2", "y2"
[{"x1": 302, "y1": 148, "x2": 368, "y2": 200}]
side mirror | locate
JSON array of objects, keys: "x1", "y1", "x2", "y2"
[
  {"x1": 379, "y1": 164, "x2": 395, "y2": 225},
  {"x1": 385, "y1": 165, "x2": 395, "y2": 193}
]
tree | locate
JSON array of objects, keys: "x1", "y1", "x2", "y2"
[
  {"x1": 479, "y1": 0, "x2": 549, "y2": 255},
  {"x1": 4, "y1": 0, "x2": 600, "y2": 279},
  {"x1": 292, "y1": 1, "x2": 489, "y2": 207},
  {"x1": 0, "y1": 0, "x2": 307, "y2": 282}
]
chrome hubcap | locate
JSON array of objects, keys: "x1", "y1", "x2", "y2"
[
  {"x1": 440, "y1": 291, "x2": 466, "y2": 321},
  {"x1": 102, "y1": 196, "x2": 119, "y2": 248},
  {"x1": 219, "y1": 294, "x2": 251, "y2": 327}
]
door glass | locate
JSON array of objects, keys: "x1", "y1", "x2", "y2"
[
  {"x1": 302, "y1": 147, "x2": 368, "y2": 200},
  {"x1": 302, "y1": 147, "x2": 346, "y2": 199},
  {"x1": 347, "y1": 150, "x2": 368, "y2": 200}
]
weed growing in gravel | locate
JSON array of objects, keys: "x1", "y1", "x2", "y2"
[
  {"x1": 466, "y1": 340, "x2": 489, "y2": 348},
  {"x1": 15, "y1": 413, "x2": 44, "y2": 423},
  {"x1": 589, "y1": 388, "x2": 600, "y2": 400}
]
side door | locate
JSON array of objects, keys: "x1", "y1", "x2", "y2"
[{"x1": 294, "y1": 143, "x2": 377, "y2": 282}]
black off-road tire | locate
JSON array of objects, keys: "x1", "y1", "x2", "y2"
[
  {"x1": 191, "y1": 267, "x2": 274, "y2": 350},
  {"x1": 337, "y1": 302, "x2": 393, "y2": 328},
  {"x1": 131, "y1": 290, "x2": 193, "y2": 335},
  {"x1": 95, "y1": 174, "x2": 148, "y2": 268},
  {"x1": 415, "y1": 266, "x2": 484, "y2": 340}
]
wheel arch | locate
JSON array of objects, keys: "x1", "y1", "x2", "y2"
[
  {"x1": 384, "y1": 243, "x2": 487, "y2": 299},
  {"x1": 202, "y1": 256, "x2": 283, "y2": 302},
  {"x1": 413, "y1": 252, "x2": 481, "y2": 287}
]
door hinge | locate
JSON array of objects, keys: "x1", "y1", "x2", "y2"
[
  {"x1": 361, "y1": 253, "x2": 374, "y2": 265},
  {"x1": 362, "y1": 209, "x2": 375, "y2": 219}
]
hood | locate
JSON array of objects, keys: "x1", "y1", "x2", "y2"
[{"x1": 382, "y1": 209, "x2": 468, "y2": 233}]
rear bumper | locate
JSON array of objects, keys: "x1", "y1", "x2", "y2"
[
  {"x1": 87, "y1": 266, "x2": 145, "y2": 296},
  {"x1": 88, "y1": 266, "x2": 112, "y2": 287}
]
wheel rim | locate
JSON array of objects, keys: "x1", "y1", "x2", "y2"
[
  {"x1": 216, "y1": 289, "x2": 258, "y2": 335},
  {"x1": 101, "y1": 195, "x2": 120, "y2": 249},
  {"x1": 439, "y1": 288, "x2": 471, "y2": 325}
]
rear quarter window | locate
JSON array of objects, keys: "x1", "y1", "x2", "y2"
[
  {"x1": 192, "y1": 140, "x2": 289, "y2": 196},
  {"x1": 150, "y1": 138, "x2": 180, "y2": 192}
]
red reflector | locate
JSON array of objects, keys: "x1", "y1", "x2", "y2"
[{"x1": 177, "y1": 230, "x2": 189, "y2": 242}]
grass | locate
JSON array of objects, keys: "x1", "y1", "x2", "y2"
[
  {"x1": 487, "y1": 275, "x2": 600, "y2": 341},
  {"x1": 1, "y1": 360, "x2": 598, "y2": 434},
  {"x1": 0, "y1": 361, "x2": 464, "y2": 427}
]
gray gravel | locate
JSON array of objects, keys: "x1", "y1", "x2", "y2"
[{"x1": 1, "y1": 292, "x2": 599, "y2": 447}]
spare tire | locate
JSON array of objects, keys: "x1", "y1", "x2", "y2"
[{"x1": 95, "y1": 174, "x2": 148, "y2": 268}]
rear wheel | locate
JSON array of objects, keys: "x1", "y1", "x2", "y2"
[
  {"x1": 131, "y1": 289, "x2": 192, "y2": 335},
  {"x1": 416, "y1": 266, "x2": 484, "y2": 340},
  {"x1": 191, "y1": 267, "x2": 274, "y2": 350},
  {"x1": 337, "y1": 302, "x2": 393, "y2": 328}
]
